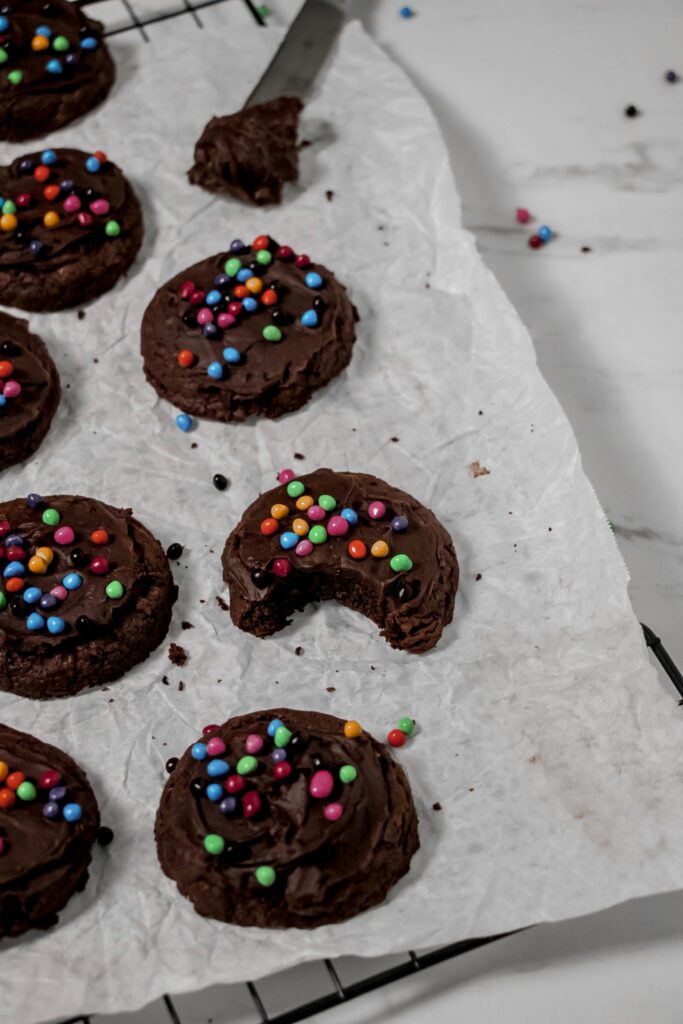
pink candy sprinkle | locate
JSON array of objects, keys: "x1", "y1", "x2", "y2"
[
  {"x1": 3, "y1": 380, "x2": 21, "y2": 399},
  {"x1": 227, "y1": 301, "x2": 242, "y2": 316},
  {"x1": 245, "y1": 734, "x2": 264, "y2": 755},
  {"x1": 206, "y1": 737, "x2": 226, "y2": 756},
  {"x1": 180, "y1": 280, "x2": 195, "y2": 300},
  {"x1": 63, "y1": 195, "x2": 81, "y2": 213},
  {"x1": 278, "y1": 468, "x2": 295, "y2": 484},
  {"x1": 39, "y1": 770, "x2": 61, "y2": 789},
  {"x1": 196, "y1": 307, "x2": 213, "y2": 326},
  {"x1": 295, "y1": 254, "x2": 310, "y2": 268},
  {"x1": 53, "y1": 526, "x2": 75, "y2": 545},
  {"x1": 368, "y1": 501, "x2": 386, "y2": 520},
  {"x1": 189, "y1": 290, "x2": 205, "y2": 306},
  {"x1": 307, "y1": 505, "x2": 325, "y2": 522},
  {"x1": 202, "y1": 723, "x2": 220, "y2": 735},
  {"x1": 50, "y1": 585, "x2": 67, "y2": 601},
  {"x1": 77, "y1": 211, "x2": 94, "y2": 227},
  {"x1": 243, "y1": 790, "x2": 261, "y2": 818},
  {"x1": 516, "y1": 207, "x2": 531, "y2": 224},
  {"x1": 327, "y1": 515, "x2": 349, "y2": 537},
  {"x1": 309, "y1": 769, "x2": 334, "y2": 799},
  {"x1": 272, "y1": 557, "x2": 292, "y2": 578},
  {"x1": 323, "y1": 802, "x2": 343, "y2": 822},
  {"x1": 16, "y1": 192, "x2": 31, "y2": 208},
  {"x1": 295, "y1": 539, "x2": 313, "y2": 557},
  {"x1": 90, "y1": 199, "x2": 110, "y2": 216},
  {"x1": 216, "y1": 313, "x2": 235, "y2": 329}
]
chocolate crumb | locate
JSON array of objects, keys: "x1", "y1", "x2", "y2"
[
  {"x1": 294, "y1": 452, "x2": 305, "y2": 460},
  {"x1": 326, "y1": 686, "x2": 336, "y2": 693},
  {"x1": 295, "y1": 646, "x2": 304, "y2": 656},
  {"x1": 432, "y1": 802, "x2": 442, "y2": 811},
  {"x1": 475, "y1": 573, "x2": 482, "y2": 581},
  {"x1": 191, "y1": 442, "x2": 198, "y2": 449},
  {"x1": 390, "y1": 436, "x2": 399, "y2": 443},
  {"x1": 581, "y1": 246, "x2": 592, "y2": 253},
  {"x1": 199, "y1": 598, "x2": 205, "y2": 604},
  {"x1": 168, "y1": 643, "x2": 187, "y2": 667},
  {"x1": 77, "y1": 310, "x2": 86, "y2": 320},
  {"x1": 478, "y1": 410, "x2": 483, "y2": 415},
  {"x1": 299, "y1": 139, "x2": 312, "y2": 149},
  {"x1": 548, "y1": 527, "x2": 553, "y2": 532},
  {"x1": 162, "y1": 675, "x2": 169, "y2": 686},
  {"x1": 469, "y1": 787, "x2": 475, "y2": 792},
  {"x1": 181, "y1": 620, "x2": 194, "y2": 630},
  {"x1": 92, "y1": 358, "x2": 98, "y2": 364},
  {"x1": 470, "y1": 460, "x2": 490, "y2": 478},
  {"x1": 178, "y1": 680, "x2": 184, "y2": 692},
  {"x1": 325, "y1": 189, "x2": 334, "y2": 201},
  {"x1": 216, "y1": 595, "x2": 229, "y2": 612}
]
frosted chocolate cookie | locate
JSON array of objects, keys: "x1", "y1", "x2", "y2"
[
  {"x1": 0, "y1": 310, "x2": 60, "y2": 471},
  {"x1": 141, "y1": 234, "x2": 357, "y2": 423},
  {"x1": 0, "y1": 147, "x2": 142, "y2": 312},
  {"x1": 0, "y1": 0, "x2": 114, "y2": 142},
  {"x1": 0, "y1": 494, "x2": 176, "y2": 699},
  {"x1": 0, "y1": 723, "x2": 100, "y2": 939},
  {"x1": 155, "y1": 708, "x2": 419, "y2": 928},
  {"x1": 222, "y1": 468, "x2": 458, "y2": 653}
]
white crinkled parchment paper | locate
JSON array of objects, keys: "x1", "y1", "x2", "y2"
[{"x1": 0, "y1": 8, "x2": 681, "y2": 1023}]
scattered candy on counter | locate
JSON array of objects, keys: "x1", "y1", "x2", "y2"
[
  {"x1": 387, "y1": 715, "x2": 415, "y2": 747},
  {"x1": 665, "y1": 70, "x2": 678, "y2": 83},
  {"x1": 624, "y1": 104, "x2": 640, "y2": 118},
  {"x1": 400, "y1": 6, "x2": 415, "y2": 16}
]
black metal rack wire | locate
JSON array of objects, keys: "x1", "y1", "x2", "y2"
[{"x1": 50, "y1": 2, "x2": 683, "y2": 1022}]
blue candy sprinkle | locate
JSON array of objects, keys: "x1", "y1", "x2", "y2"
[
  {"x1": 191, "y1": 743, "x2": 207, "y2": 761},
  {"x1": 39, "y1": 594, "x2": 58, "y2": 610},
  {"x1": 223, "y1": 347, "x2": 241, "y2": 364},
  {"x1": 23, "y1": 587, "x2": 42, "y2": 605},
  {"x1": 214, "y1": 274, "x2": 230, "y2": 288},
  {"x1": 46, "y1": 59, "x2": 63, "y2": 74},
  {"x1": 49, "y1": 786, "x2": 67, "y2": 802},
  {"x1": 202, "y1": 323, "x2": 219, "y2": 339},
  {"x1": 42, "y1": 802, "x2": 60, "y2": 819},
  {"x1": 80, "y1": 36, "x2": 98, "y2": 50},
  {"x1": 85, "y1": 156, "x2": 101, "y2": 173},
  {"x1": 391, "y1": 514, "x2": 409, "y2": 532},
  {"x1": 63, "y1": 803, "x2": 82, "y2": 823},
  {"x1": 59, "y1": 180, "x2": 74, "y2": 192},
  {"x1": 230, "y1": 239, "x2": 244, "y2": 252},
  {"x1": 236, "y1": 268, "x2": 252, "y2": 283},
  {"x1": 26, "y1": 612, "x2": 45, "y2": 631},
  {"x1": 30, "y1": 240, "x2": 45, "y2": 257},
  {"x1": 267, "y1": 718, "x2": 284, "y2": 737},
  {"x1": 400, "y1": 5, "x2": 414, "y2": 16},
  {"x1": 0, "y1": 16, "x2": 9, "y2": 31},
  {"x1": 0, "y1": 396, "x2": 6, "y2": 409},
  {"x1": 206, "y1": 289, "x2": 222, "y2": 305},
  {"x1": 176, "y1": 412, "x2": 192, "y2": 432},
  {"x1": 207, "y1": 759, "x2": 229, "y2": 778},
  {"x1": 36, "y1": 24, "x2": 52, "y2": 37},
  {"x1": 47, "y1": 616, "x2": 65, "y2": 635},
  {"x1": 271, "y1": 748, "x2": 287, "y2": 763},
  {"x1": 63, "y1": 572, "x2": 83, "y2": 591},
  {"x1": 26, "y1": 492, "x2": 43, "y2": 509},
  {"x1": 279, "y1": 531, "x2": 298, "y2": 550},
  {"x1": 3, "y1": 561, "x2": 25, "y2": 579},
  {"x1": 300, "y1": 309, "x2": 318, "y2": 328},
  {"x1": 207, "y1": 361, "x2": 223, "y2": 380},
  {"x1": 304, "y1": 271, "x2": 323, "y2": 289},
  {"x1": 206, "y1": 783, "x2": 223, "y2": 802},
  {"x1": 341, "y1": 508, "x2": 358, "y2": 525},
  {"x1": 5, "y1": 534, "x2": 23, "y2": 547},
  {"x1": 242, "y1": 297, "x2": 258, "y2": 313},
  {"x1": 41, "y1": 150, "x2": 57, "y2": 166},
  {"x1": 538, "y1": 225, "x2": 553, "y2": 242},
  {"x1": 220, "y1": 796, "x2": 237, "y2": 814}
]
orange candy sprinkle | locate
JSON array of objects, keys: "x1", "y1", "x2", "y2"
[
  {"x1": 36, "y1": 547, "x2": 53, "y2": 565},
  {"x1": 91, "y1": 529, "x2": 109, "y2": 546},
  {"x1": 344, "y1": 720, "x2": 362, "y2": 739},
  {"x1": 43, "y1": 211, "x2": 60, "y2": 229},
  {"x1": 0, "y1": 789, "x2": 16, "y2": 809},
  {"x1": 43, "y1": 184, "x2": 60, "y2": 201},
  {"x1": 260, "y1": 518, "x2": 279, "y2": 536},
  {"x1": 261, "y1": 289, "x2": 278, "y2": 306},
  {"x1": 245, "y1": 276, "x2": 263, "y2": 294},
  {"x1": 0, "y1": 761, "x2": 7, "y2": 783},
  {"x1": 296, "y1": 495, "x2": 314, "y2": 511},
  {"x1": 371, "y1": 540, "x2": 389, "y2": 559},
  {"x1": 270, "y1": 504, "x2": 289, "y2": 520},
  {"x1": 233, "y1": 285, "x2": 248, "y2": 299},
  {"x1": 28, "y1": 555, "x2": 47, "y2": 574},
  {"x1": 292, "y1": 518, "x2": 309, "y2": 536},
  {"x1": 34, "y1": 165, "x2": 50, "y2": 183},
  {"x1": 94, "y1": 150, "x2": 107, "y2": 163},
  {"x1": 6, "y1": 772, "x2": 25, "y2": 790},
  {"x1": 31, "y1": 35, "x2": 49, "y2": 51},
  {"x1": 177, "y1": 349, "x2": 196, "y2": 368},
  {"x1": 0, "y1": 214, "x2": 17, "y2": 231},
  {"x1": 5, "y1": 578, "x2": 24, "y2": 593},
  {"x1": 347, "y1": 539, "x2": 367, "y2": 560}
]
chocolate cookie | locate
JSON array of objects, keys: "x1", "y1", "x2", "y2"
[
  {"x1": 188, "y1": 97, "x2": 302, "y2": 206},
  {"x1": 222, "y1": 469, "x2": 458, "y2": 654},
  {"x1": 0, "y1": 494, "x2": 177, "y2": 699},
  {"x1": 0, "y1": 310, "x2": 60, "y2": 471},
  {"x1": 0, "y1": 0, "x2": 114, "y2": 143},
  {"x1": 0, "y1": 723, "x2": 100, "y2": 939},
  {"x1": 155, "y1": 708, "x2": 419, "y2": 929},
  {"x1": 141, "y1": 234, "x2": 357, "y2": 422},
  {"x1": 0, "y1": 147, "x2": 143, "y2": 312}
]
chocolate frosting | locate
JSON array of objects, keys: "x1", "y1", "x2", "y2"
[
  {"x1": 0, "y1": 0, "x2": 114, "y2": 142},
  {"x1": 141, "y1": 238, "x2": 357, "y2": 422},
  {"x1": 188, "y1": 97, "x2": 303, "y2": 206},
  {"x1": 0, "y1": 723, "x2": 99, "y2": 939},
  {"x1": 0, "y1": 310, "x2": 59, "y2": 455},
  {"x1": 222, "y1": 469, "x2": 458, "y2": 653},
  {"x1": 155, "y1": 708, "x2": 419, "y2": 929}
]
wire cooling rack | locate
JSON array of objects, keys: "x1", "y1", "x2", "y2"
[{"x1": 45, "y1": 2, "x2": 683, "y2": 1022}]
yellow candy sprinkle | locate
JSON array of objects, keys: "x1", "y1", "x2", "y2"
[
  {"x1": 270, "y1": 503, "x2": 289, "y2": 520},
  {"x1": 36, "y1": 546, "x2": 54, "y2": 565},
  {"x1": 245, "y1": 276, "x2": 263, "y2": 294},
  {"x1": 292, "y1": 517, "x2": 309, "y2": 536},
  {"x1": 296, "y1": 495, "x2": 314, "y2": 511},
  {"x1": 0, "y1": 214, "x2": 17, "y2": 232},
  {"x1": 371, "y1": 540, "x2": 390, "y2": 559},
  {"x1": 43, "y1": 211, "x2": 60, "y2": 229},
  {"x1": 31, "y1": 35, "x2": 49, "y2": 51},
  {"x1": 0, "y1": 760, "x2": 8, "y2": 783},
  {"x1": 28, "y1": 555, "x2": 48, "y2": 575},
  {"x1": 344, "y1": 720, "x2": 362, "y2": 739}
]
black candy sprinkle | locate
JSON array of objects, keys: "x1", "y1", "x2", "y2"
[
  {"x1": 213, "y1": 474, "x2": 228, "y2": 492},
  {"x1": 166, "y1": 543, "x2": 183, "y2": 560},
  {"x1": 165, "y1": 757, "x2": 179, "y2": 774},
  {"x1": 97, "y1": 826, "x2": 114, "y2": 846},
  {"x1": 625, "y1": 105, "x2": 640, "y2": 117}
]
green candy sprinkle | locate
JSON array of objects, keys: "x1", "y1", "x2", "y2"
[
  {"x1": 17, "y1": 781, "x2": 37, "y2": 802},
  {"x1": 286, "y1": 480, "x2": 305, "y2": 499},
  {"x1": 256, "y1": 249, "x2": 272, "y2": 265},
  {"x1": 398, "y1": 717, "x2": 414, "y2": 736},
  {"x1": 0, "y1": 50, "x2": 8, "y2": 65},
  {"x1": 105, "y1": 580, "x2": 124, "y2": 600},
  {"x1": 263, "y1": 325, "x2": 282, "y2": 342},
  {"x1": 204, "y1": 834, "x2": 225, "y2": 856},
  {"x1": 237, "y1": 755, "x2": 258, "y2": 775},
  {"x1": 105, "y1": 220, "x2": 121, "y2": 237},
  {"x1": 225, "y1": 257, "x2": 241, "y2": 277},
  {"x1": 42, "y1": 507, "x2": 60, "y2": 526},
  {"x1": 318, "y1": 494, "x2": 336, "y2": 512},
  {"x1": 255, "y1": 865, "x2": 276, "y2": 887},
  {"x1": 0, "y1": 593, "x2": 6, "y2": 612},
  {"x1": 257, "y1": 4, "x2": 271, "y2": 17},
  {"x1": 274, "y1": 725, "x2": 292, "y2": 748},
  {"x1": 8, "y1": 70, "x2": 23, "y2": 84},
  {"x1": 309, "y1": 525, "x2": 328, "y2": 545},
  {"x1": 53, "y1": 35, "x2": 69, "y2": 51},
  {"x1": 390, "y1": 553, "x2": 413, "y2": 573},
  {"x1": 339, "y1": 765, "x2": 357, "y2": 784},
  {"x1": 2, "y1": 200, "x2": 16, "y2": 215}
]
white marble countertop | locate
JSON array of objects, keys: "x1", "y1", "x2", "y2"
[{"x1": 67, "y1": 1, "x2": 683, "y2": 1022}]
